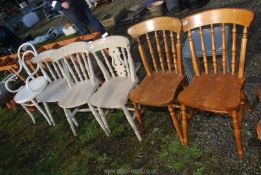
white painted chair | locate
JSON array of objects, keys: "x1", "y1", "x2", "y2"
[
  {"x1": 27, "y1": 49, "x2": 70, "y2": 126},
  {"x1": 89, "y1": 36, "x2": 142, "y2": 141},
  {"x1": 4, "y1": 43, "x2": 53, "y2": 126},
  {"x1": 51, "y1": 42, "x2": 109, "y2": 136}
]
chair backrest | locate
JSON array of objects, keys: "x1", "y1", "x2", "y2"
[
  {"x1": 88, "y1": 36, "x2": 136, "y2": 82},
  {"x1": 17, "y1": 43, "x2": 39, "y2": 78},
  {"x1": 128, "y1": 17, "x2": 183, "y2": 76},
  {"x1": 31, "y1": 49, "x2": 63, "y2": 82},
  {"x1": 181, "y1": 8, "x2": 255, "y2": 79},
  {"x1": 51, "y1": 42, "x2": 95, "y2": 87}
]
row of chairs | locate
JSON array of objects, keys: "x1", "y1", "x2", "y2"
[{"x1": 5, "y1": 8, "x2": 255, "y2": 159}]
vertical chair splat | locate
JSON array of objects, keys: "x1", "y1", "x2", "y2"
[
  {"x1": 136, "y1": 37, "x2": 152, "y2": 76},
  {"x1": 199, "y1": 27, "x2": 208, "y2": 74},
  {"x1": 146, "y1": 33, "x2": 159, "y2": 72},
  {"x1": 188, "y1": 30, "x2": 200, "y2": 76},
  {"x1": 154, "y1": 31, "x2": 165, "y2": 72},
  {"x1": 231, "y1": 24, "x2": 237, "y2": 75},
  {"x1": 238, "y1": 27, "x2": 248, "y2": 79},
  {"x1": 210, "y1": 24, "x2": 218, "y2": 74},
  {"x1": 170, "y1": 31, "x2": 178, "y2": 74},
  {"x1": 163, "y1": 30, "x2": 172, "y2": 72},
  {"x1": 222, "y1": 23, "x2": 227, "y2": 74}
]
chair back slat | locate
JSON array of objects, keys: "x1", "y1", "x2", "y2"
[
  {"x1": 76, "y1": 53, "x2": 88, "y2": 80},
  {"x1": 101, "y1": 49, "x2": 116, "y2": 78},
  {"x1": 56, "y1": 60, "x2": 73, "y2": 88},
  {"x1": 128, "y1": 17, "x2": 183, "y2": 75},
  {"x1": 64, "y1": 58, "x2": 79, "y2": 83},
  {"x1": 188, "y1": 30, "x2": 201, "y2": 76},
  {"x1": 182, "y1": 8, "x2": 254, "y2": 79},
  {"x1": 199, "y1": 27, "x2": 208, "y2": 73},
  {"x1": 170, "y1": 31, "x2": 178, "y2": 74},
  {"x1": 52, "y1": 62, "x2": 62, "y2": 78},
  {"x1": 146, "y1": 33, "x2": 158, "y2": 72},
  {"x1": 238, "y1": 27, "x2": 248, "y2": 79},
  {"x1": 45, "y1": 62, "x2": 57, "y2": 80},
  {"x1": 81, "y1": 53, "x2": 91, "y2": 80},
  {"x1": 155, "y1": 31, "x2": 165, "y2": 72},
  {"x1": 136, "y1": 37, "x2": 152, "y2": 75},
  {"x1": 231, "y1": 24, "x2": 237, "y2": 75},
  {"x1": 70, "y1": 55, "x2": 83, "y2": 81},
  {"x1": 221, "y1": 23, "x2": 227, "y2": 74},
  {"x1": 163, "y1": 30, "x2": 172, "y2": 72},
  {"x1": 210, "y1": 24, "x2": 218, "y2": 74}
]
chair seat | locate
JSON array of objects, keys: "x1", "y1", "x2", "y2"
[
  {"x1": 58, "y1": 80, "x2": 99, "y2": 108},
  {"x1": 36, "y1": 79, "x2": 68, "y2": 103},
  {"x1": 178, "y1": 73, "x2": 245, "y2": 112},
  {"x1": 129, "y1": 72, "x2": 185, "y2": 106},
  {"x1": 90, "y1": 77, "x2": 137, "y2": 108},
  {"x1": 14, "y1": 76, "x2": 48, "y2": 104}
]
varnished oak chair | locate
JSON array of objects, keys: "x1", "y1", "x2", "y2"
[
  {"x1": 128, "y1": 17, "x2": 184, "y2": 144},
  {"x1": 177, "y1": 8, "x2": 255, "y2": 159}
]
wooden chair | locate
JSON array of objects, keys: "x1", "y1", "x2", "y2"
[
  {"x1": 127, "y1": 17, "x2": 185, "y2": 144},
  {"x1": 89, "y1": 36, "x2": 142, "y2": 141},
  {"x1": 51, "y1": 42, "x2": 109, "y2": 136},
  {"x1": 177, "y1": 8, "x2": 255, "y2": 159}
]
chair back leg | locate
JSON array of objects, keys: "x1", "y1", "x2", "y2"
[{"x1": 21, "y1": 104, "x2": 36, "y2": 124}]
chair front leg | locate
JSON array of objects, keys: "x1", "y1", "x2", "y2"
[
  {"x1": 181, "y1": 104, "x2": 188, "y2": 145},
  {"x1": 31, "y1": 100, "x2": 52, "y2": 126},
  {"x1": 231, "y1": 111, "x2": 244, "y2": 159},
  {"x1": 168, "y1": 104, "x2": 184, "y2": 145},
  {"x1": 63, "y1": 108, "x2": 77, "y2": 136},
  {"x1": 133, "y1": 102, "x2": 144, "y2": 136},
  {"x1": 43, "y1": 102, "x2": 56, "y2": 126},
  {"x1": 122, "y1": 105, "x2": 142, "y2": 141}
]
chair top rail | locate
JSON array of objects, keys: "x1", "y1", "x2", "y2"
[
  {"x1": 128, "y1": 16, "x2": 182, "y2": 38},
  {"x1": 182, "y1": 8, "x2": 255, "y2": 32}
]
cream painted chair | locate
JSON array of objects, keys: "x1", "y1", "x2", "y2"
[
  {"x1": 89, "y1": 36, "x2": 142, "y2": 141},
  {"x1": 51, "y1": 42, "x2": 109, "y2": 136}
]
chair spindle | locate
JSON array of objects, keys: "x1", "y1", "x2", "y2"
[
  {"x1": 210, "y1": 24, "x2": 218, "y2": 74},
  {"x1": 146, "y1": 33, "x2": 158, "y2": 72},
  {"x1": 199, "y1": 27, "x2": 209, "y2": 74},
  {"x1": 238, "y1": 27, "x2": 248, "y2": 79},
  {"x1": 188, "y1": 30, "x2": 200, "y2": 76},
  {"x1": 170, "y1": 31, "x2": 178, "y2": 74},
  {"x1": 222, "y1": 23, "x2": 227, "y2": 74},
  {"x1": 136, "y1": 37, "x2": 152, "y2": 76},
  {"x1": 163, "y1": 30, "x2": 172, "y2": 72},
  {"x1": 154, "y1": 31, "x2": 165, "y2": 72},
  {"x1": 231, "y1": 24, "x2": 237, "y2": 75}
]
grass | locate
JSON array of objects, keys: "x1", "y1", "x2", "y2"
[{"x1": 0, "y1": 106, "x2": 259, "y2": 174}]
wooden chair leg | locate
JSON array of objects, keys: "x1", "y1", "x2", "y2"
[
  {"x1": 133, "y1": 102, "x2": 144, "y2": 136},
  {"x1": 181, "y1": 104, "x2": 188, "y2": 145},
  {"x1": 168, "y1": 105, "x2": 184, "y2": 145},
  {"x1": 231, "y1": 111, "x2": 244, "y2": 159},
  {"x1": 238, "y1": 103, "x2": 244, "y2": 129}
]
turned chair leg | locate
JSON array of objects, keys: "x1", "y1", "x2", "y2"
[
  {"x1": 168, "y1": 105, "x2": 184, "y2": 145},
  {"x1": 133, "y1": 102, "x2": 144, "y2": 136},
  {"x1": 231, "y1": 111, "x2": 244, "y2": 159},
  {"x1": 181, "y1": 104, "x2": 188, "y2": 145}
]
